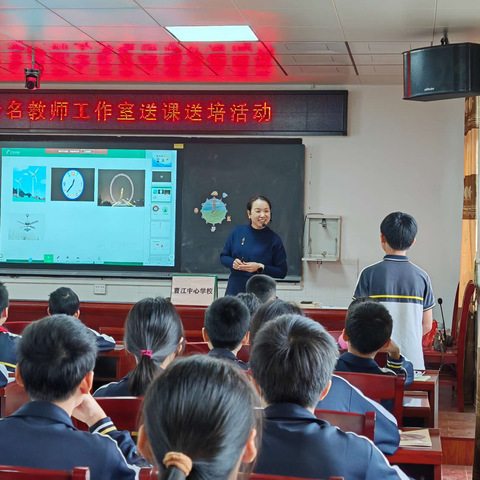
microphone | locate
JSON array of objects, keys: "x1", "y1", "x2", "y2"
[
  {"x1": 438, "y1": 297, "x2": 453, "y2": 347},
  {"x1": 261, "y1": 223, "x2": 267, "y2": 227}
]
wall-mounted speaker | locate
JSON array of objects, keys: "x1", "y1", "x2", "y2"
[{"x1": 403, "y1": 43, "x2": 480, "y2": 101}]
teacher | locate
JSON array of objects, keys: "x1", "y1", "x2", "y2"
[{"x1": 220, "y1": 195, "x2": 287, "y2": 296}]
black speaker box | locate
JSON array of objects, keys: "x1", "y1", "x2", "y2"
[{"x1": 403, "y1": 43, "x2": 480, "y2": 101}]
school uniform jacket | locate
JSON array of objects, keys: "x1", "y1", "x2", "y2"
[
  {"x1": 0, "y1": 363, "x2": 8, "y2": 387},
  {"x1": 0, "y1": 330, "x2": 20, "y2": 373},
  {"x1": 336, "y1": 352, "x2": 415, "y2": 387},
  {"x1": 254, "y1": 403, "x2": 409, "y2": 480},
  {"x1": 207, "y1": 348, "x2": 249, "y2": 370},
  {"x1": 0, "y1": 401, "x2": 148, "y2": 480},
  {"x1": 317, "y1": 374, "x2": 400, "y2": 455},
  {"x1": 93, "y1": 372, "x2": 133, "y2": 397},
  {"x1": 89, "y1": 327, "x2": 116, "y2": 352}
]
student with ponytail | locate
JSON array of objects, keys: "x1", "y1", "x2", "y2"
[
  {"x1": 94, "y1": 297, "x2": 184, "y2": 397},
  {"x1": 138, "y1": 355, "x2": 260, "y2": 480}
]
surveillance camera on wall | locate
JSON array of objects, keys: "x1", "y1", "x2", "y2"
[{"x1": 24, "y1": 68, "x2": 41, "y2": 90}]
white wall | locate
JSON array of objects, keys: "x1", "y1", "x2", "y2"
[{"x1": 3, "y1": 85, "x2": 465, "y2": 327}]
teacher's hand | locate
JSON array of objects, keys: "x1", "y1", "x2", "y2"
[{"x1": 237, "y1": 262, "x2": 262, "y2": 273}]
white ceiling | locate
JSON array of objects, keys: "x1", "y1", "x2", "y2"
[{"x1": 0, "y1": 0, "x2": 479, "y2": 87}]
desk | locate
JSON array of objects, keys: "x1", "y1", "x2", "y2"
[
  {"x1": 0, "y1": 381, "x2": 29, "y2": 417},
  {"x1": 97, "y1": 345, "x2": 136, "y2": 381},
  {"x1": 406, "y1": 370, "x2": 439, "y2": 428},
  {"x1": 403, "y1": 391, "x2": 431, "y2": 427},
  {"x1": 388, "y1": 428, "x2": 442, "y2": 480}
]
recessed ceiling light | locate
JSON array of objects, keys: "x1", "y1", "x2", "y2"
[{"x1": 165, "y1": 26, "x2": 258, "y2": 42}]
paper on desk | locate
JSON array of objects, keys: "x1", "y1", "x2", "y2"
[
  {"x1": 399, "y1": 429, "x2": 432, "y2": 447},
  {"x1": 413, "y1": 375, "x2": 431, "y2": 381}
]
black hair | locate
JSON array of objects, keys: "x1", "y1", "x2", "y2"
[
  {"x1": 246, "y1": 274, "x2": 277, "y2": 304},
  {"x1": 17, "y1": 315, "x2": 97, "y2": 402},
  {"x1": 125, "y1": 297, "x2": 184, "y2": 396},
  {"x1": 236, "y1": 292, "x2": 261, "y2": 317},
  {"x1": 250, "y1": 314, "x2": 338, "y2": 409},
  {"x1": 246, "y1": 194, "x2": 271, "y2": 212},
  {"x1": 143, "y1": 355, "x2": 261, "y2": 480},
  {"x1": 345, "y1": 300, "x2": 393, "y2": 354},
  {"x1": 249, "y1": 299, "x2": 303, "y2": 346},
  {"x1": 48, "y1": 287, "x2": 80, "y2": 316},
  {"x1": 380, "y1": 212, "x2": 417, "y2": 251},
  {"x1": 204, "y1": 296, "x2": 250, "y2": 351},
  {"x1": 0, "y1": 282, "x2": 8, "y2": 313}
]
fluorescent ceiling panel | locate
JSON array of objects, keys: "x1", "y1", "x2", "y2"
[{"x1": 165, "y1": 25, "x2": 258, "y2": 42}]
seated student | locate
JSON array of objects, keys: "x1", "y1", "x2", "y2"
[
  {"x1": 250, "y1": 314, "x2": 409, "y2": 480},
  {"x1": 138, "y1": 355, "x2": 259, "y2": 480},
  {"x1": 0, "y1": 363, "x2": 8, "y2": 387},
  {"x1": 0, "y1": 282, "x2": 20, "y2": 374},
  {"x1": 48, "y1": 287, "x2": 115, "y2": 352},
  {"x1": 236, "y1": 292, "x2": 261, "y2": 317},
  {"x1": 251, "y1": 299, "x2": 400, "y2": 455},
  {"x1": 336, "y1": 299, "x2": 414, "y2": 388},
  {"x1": 94, "y1": 297, "x2": 184, "y2": 397},
  {"x1": 203, "y1": 296, "x2": 250, "y2": 371},
  {"x1": 0, "y1": 314, "x2": 148, "y2": 479},
  {"x1": 246, "y1": 273, "x2": 277, "y2": 303}
]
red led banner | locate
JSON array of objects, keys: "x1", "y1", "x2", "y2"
[{"x1": 0, "y1": 90, "x2": 347, "y2": 136}]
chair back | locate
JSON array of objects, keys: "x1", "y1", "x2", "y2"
[
  {"x1": 183, "y1": 341, "x2": 210, "y2": 356},
  {"x1": 3, "y1": 322, "x2": 32, "y2": 335},
  {"x1": 0, "y1": 465, "x2": 90, "y2": 479},
  {"x1": 250, "y1": 475, "x2": 344, "y2": 480},
  {"x1": 1, "y1": 381, "x2": 30, "y2": 418},
  {"x1": 314, "y1": 409, "x2": 375, "y2": 441},
  {"x1": 450, "y1": 282, "x2": 460, "y2": 341},
  {"x1": 334, "y1": 371, "x2": 404, "y2": 425},
  {"x1": 72, "y1": 396, "x2": 143, "y2": 438}
]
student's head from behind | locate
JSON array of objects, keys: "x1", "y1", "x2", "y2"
[
  {"x1": 249, "y1": 299, "x2": 303, "y2": 346},
  {"x1": 246, "y1": 274, "x2": 277, "y2": 304},
  {"x1": 48, "y1": 287, "x2": 80, "y2": 316},
  {"x1": 203, "y1": 296, "x2": 250, "y2": 351},
  {"x1": 16, "y1": 315, "x2": 97, "y2": 402},
  {"x1": 0, "y1": 282, "x2": 9, "y2": 324},
  {"x1": 380, "y1": 212, "x2": 417, "y2": 251},
  {"x1": 139, "y1": 355, "x2": 260, "y2": 480},
  {"x1": 250, "y1": 314, "x2": 338, "y2": 410},
  {"x1": 236, "y1": 292, "x2": 261, "y2": 317},
  {"x1": 344, "y1": 300, "x2": 393, "y2": 355},
  {"x1": 125, "y1": 297, "x2": 184, "y2": 396}
]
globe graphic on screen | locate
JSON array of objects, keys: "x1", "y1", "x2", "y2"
[{"x1": 197, "y1": 191, "x2": 229, "y2": 232}]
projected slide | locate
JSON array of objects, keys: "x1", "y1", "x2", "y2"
[{"x1": 1, "y1": 147, "x2": 177, "y2": 268}]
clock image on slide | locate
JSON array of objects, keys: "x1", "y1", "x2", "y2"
[{"x1": 61, "y1": 169, "x2": 85, "y2": 200}]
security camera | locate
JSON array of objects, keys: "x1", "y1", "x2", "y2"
[{"x1": 24, "y1": 68, "x2": 41, "y2": 90}]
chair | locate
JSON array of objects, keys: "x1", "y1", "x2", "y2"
[
  {"x1": 334, "y1": 371, "x2": 404, "y2": 425},
  {"x1": 183, "y1": 341, "x2": 210, "y2": 356},
  {"x1": 0, "y1": 465, "x2": 90, "y2": 479},
  {"x1": 98, "y1": 326, "x2": 124, "y2": 342},
  {"x1": 314, "y1": 409, "x2": 375, "y2": 441},
  {"x1": 250, "y1": 475, "x2": 344, "y2": 480},
  {"x1": 1, "y1": 381, "x2": 30, "y2": 418},
  {"x1": 72, "y1": 397, "x2": 143, "y2": 438},
  {"x1": 424, "y1": 280, "x2": 476, "y2": 412},
  {"x1": 3, "y1": 322, "x2": 32, "y2": 335}
]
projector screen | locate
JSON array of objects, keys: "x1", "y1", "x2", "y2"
[{"x1": 0, "y1": 136, "x2": 304, "y2": 280}]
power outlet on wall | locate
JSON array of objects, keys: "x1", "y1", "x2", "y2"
[{"x1": 94, "y1": 284, "x2": 106, "y2": 295}]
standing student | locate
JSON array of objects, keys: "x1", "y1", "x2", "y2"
[
  {"x1": 0, "y1": 282, "x2": 19, "y2": 374},
  {"x1": 220, "y1": 195, "x2": 287, "y2": 296},
  {"x1": 0, "y1": 315, "x2": 148, "y2": 479},
  {"x1": 48, "y1": 287, "x2": 115, "y2": 352},
  {"x1": 250, "y1": 315, "x2": 408, "y2": 480},
  {"x1": 94, "y1": 297, "x2": 184, "y2": 397},
  {"x1": 138, "y1": 355, "x2": 259, "y2": 480},
  {"x1": 353, "y1": 212, "x2": 435, "y2": 370}
]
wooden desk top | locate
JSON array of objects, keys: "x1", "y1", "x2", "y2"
[{"x1": 388, "y1": 428, "x2": 442, "y2": 465}]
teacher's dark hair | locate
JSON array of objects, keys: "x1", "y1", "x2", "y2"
[
  {"x1": 247, "y1": 195, "x2": 272, "y2": 212},
  {"x1": 143, "y1": 355, "x2": 261, "y2": 480},
  {"x1": 125, "y1": 297, "x2": 184, "y2": 396}
]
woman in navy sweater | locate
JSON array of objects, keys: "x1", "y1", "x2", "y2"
[{"x1": 220, "y1": 195, "x2": 287, "y2": 296}]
